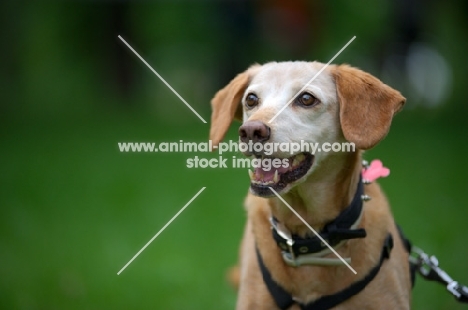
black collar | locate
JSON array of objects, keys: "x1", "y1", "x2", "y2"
[
  {"x1": 256, "y1": 233, "x2": 394, "y2": 310},
  {"x1": 271, "y1": 175, "x2": 367, "y2": 258}
]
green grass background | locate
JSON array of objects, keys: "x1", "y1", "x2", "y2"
[{"x1": 1, "y1": 1, "x2": 467, "y2": 309}]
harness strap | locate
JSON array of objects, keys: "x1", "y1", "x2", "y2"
[
  {"x1": 256, "y1": 234, "x2": 394, "y2": 310},
  {"x1": 397, "y1": 225, "x2": 417, "y2": 287},
  {"x1": 256, "y1": 247, "x2": 296, "y2": 309}
]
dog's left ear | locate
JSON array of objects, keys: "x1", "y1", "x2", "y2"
[
  {"x1": 210, "y1": 68, "x2": 253, "y2": 147},
  {"x1": 332, "y1": 65, "x2": 406, "y2": 150}
]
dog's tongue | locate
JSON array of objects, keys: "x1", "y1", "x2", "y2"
[{"x1": 254, "y1": 159, "x2": 290, "y2": 182}]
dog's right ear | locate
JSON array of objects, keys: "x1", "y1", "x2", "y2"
[{"x1": 210, "y1": 67, "x2": 257, "y2": 147}]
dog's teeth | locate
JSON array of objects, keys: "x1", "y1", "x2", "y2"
[
  {"x1": 273, "y1": 170, "x2": 279, "y2": 183},
  {"x1": 248, "y1": 169, "x2": 254, "y2": 180}
]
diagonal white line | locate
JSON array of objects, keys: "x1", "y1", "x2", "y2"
[
  {"x1": 268, "y1": 36, "x2": 356, "y2": 123},
  {"x1": 117, "y1": 187, "x2": 206, "y2": 275},
  {"x1": 117, "y1": 35, "x2": 207, "y2": 124},
  {"x1": 268, "y1": 187, "x2": 357, "y2": 274}
]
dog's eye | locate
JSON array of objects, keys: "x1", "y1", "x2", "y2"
[
  {"x1": 297, "y1": 92, "x2": 319, "y2": 107},
  {"x1": 245, "y1": 93, "x2": 259, "y2": 108}
]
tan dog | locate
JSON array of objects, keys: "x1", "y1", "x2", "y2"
[{"x1": 210, "y1": 62, "x2": 411, "y2": 309}]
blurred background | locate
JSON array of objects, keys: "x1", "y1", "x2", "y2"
[{"x1": 1, "y1": 0, "x2": 467, "y2": 309}]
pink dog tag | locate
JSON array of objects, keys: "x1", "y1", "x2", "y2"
[{"x1": 362, "y1": 160, "x2": 390, "y2": 182}]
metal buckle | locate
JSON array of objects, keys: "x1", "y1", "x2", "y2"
[{"x1": 270, "y1": 217, "x2": 296, "y2": 260}]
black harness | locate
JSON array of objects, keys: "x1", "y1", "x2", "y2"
[
  {"x1": 256, "y1": 176, "x2": 405, "y2": 310},
  {"x1": 256, "y1": 235, "x2": 394, "y2": 310}
]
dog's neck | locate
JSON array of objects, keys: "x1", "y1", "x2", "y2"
[{"x1": 268, "y1": 151, "x2": 362, "y2": 237}]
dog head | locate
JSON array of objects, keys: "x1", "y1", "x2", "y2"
[{"x1": 210, "y1": 61, "x2": 405, "y2": 197}]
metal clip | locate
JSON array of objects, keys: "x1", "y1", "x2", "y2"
[{"x1": 410, "y1": 246, "x2": 468, "y2": 303}]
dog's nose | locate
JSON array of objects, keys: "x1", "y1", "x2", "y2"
[{"x1": 239, "y1": 121, "x2": 270, "y2": 144}]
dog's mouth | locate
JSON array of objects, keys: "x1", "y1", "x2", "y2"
[{"x1": 249, "y1": 152, "x2": 314, "y2": 197}]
